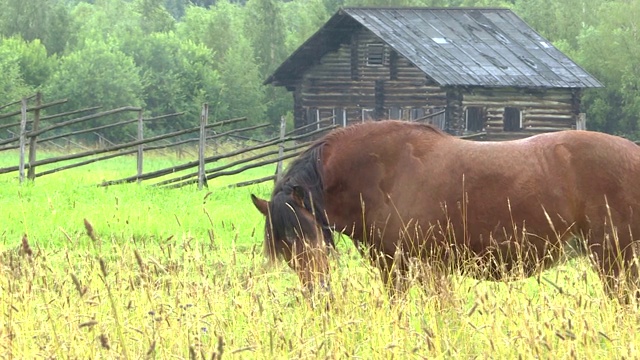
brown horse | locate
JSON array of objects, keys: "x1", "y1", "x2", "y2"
[{"x1": 251, "y1": 120, "x2": 640, "y2": 300}]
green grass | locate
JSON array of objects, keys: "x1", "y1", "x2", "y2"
[
  {"x1": 1, "y1": 149, "x2": 639, "y2": 358},
  {"x1": 0, "y1": 149, "x2": 272, "y2": 248}
]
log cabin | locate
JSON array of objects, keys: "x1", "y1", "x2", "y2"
[{"x1": 265, "y1": 7, "x2": 602, "y2": 140}]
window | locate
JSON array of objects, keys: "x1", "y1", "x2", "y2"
[
  {"x1": 410, "y1": 108, "x2": 425, "y2": 121},
  {"x1": 334, "y1": 108, "x2": 347, "y2": 127},
  {"x1": 465, "y1": 107, "x2": 485, "y2": 132},
  {"x1": 361, "y1": 109, "x2": 375, "y2": 122},
  {"x1": 503, "y1": 107, "x2": 522, "y2": 131},
  {"x1": 306, "y1": 107, "x2": 319, "y2": 127},
  {"x1": 319, "y1": 109, "x2": 334, "y2": 129},
  {"x1": 389, "y1": 107, "x2": 403, "y2": 120},
  {"x1": 366, "y1": 43, "x2": 385, "y2": 66},
  {"x1": 429, "y1": 108, "x2": 446, "y2": 130}
]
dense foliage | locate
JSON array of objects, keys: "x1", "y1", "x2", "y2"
[{"x1": 0, "y1": 0, "x2": 637, "y2": 139}]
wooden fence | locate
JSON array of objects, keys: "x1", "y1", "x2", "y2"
[{"x1": 0, "y1": 93, "x2": 336, "y2": 189}]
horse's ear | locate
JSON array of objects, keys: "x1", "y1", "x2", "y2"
[
  {"x1": 251, "y1": 194, "x2": 269, "y2": 216},
  {"x1": 292, "y1": 185, "x2": 306, "y2": 206}
]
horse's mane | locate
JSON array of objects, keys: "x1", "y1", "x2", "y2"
[{"x1": 268, "y1": 139, "x2": 333, "y2": 254}]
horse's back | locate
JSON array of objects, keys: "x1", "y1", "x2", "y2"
[
  {"x1": 451, "y1": 130, "x2": 640, "y2": 248},
  {"x1": 321, "y1": 122, "x2": 640, "y2": 271}
]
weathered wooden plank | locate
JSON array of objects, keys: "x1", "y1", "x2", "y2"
[
  {"x1": 0, "y1": 98, "x2": 68, "y2": 121},
  {"x1": 523, "y1": 120, "x2": 573, "y2": 128},
  {"x1": 463, "y1": 99, "x2": 572, "y2": 108},
  {"x1": 524, "y1": 109, "x2": 575, "y2": 116}
]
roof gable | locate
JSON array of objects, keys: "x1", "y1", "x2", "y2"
[{"x1": 266, "y1": 7, "x2": 602, "y2": 89}]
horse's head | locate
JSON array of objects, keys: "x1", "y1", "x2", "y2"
[{"x1": 251, "y1": 185, "x2": 331, "y2": 294}]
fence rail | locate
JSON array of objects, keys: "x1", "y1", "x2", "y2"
[
  {"x1": 3, "y1": 95, "x2": 636, "y2": 190},
  {"x1": 0, "y1": 93, "x2": 338, "y2": 188}
]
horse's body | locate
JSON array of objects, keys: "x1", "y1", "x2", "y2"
[{"x1": 252, "y1": 120, "x2": 640, "y2": 299}]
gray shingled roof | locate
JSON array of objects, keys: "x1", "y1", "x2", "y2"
[{"x1": 266, "y1": 7, "x2": 602, "y2": 88}]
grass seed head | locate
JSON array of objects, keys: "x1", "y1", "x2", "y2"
[
  {"x1": 99, "y1": 258, "x2": 108, "y2": 277},
  {"x1": 99, "y1": 333, "x2": 110, "y2": 349},
  {"x1": 84, "y1": 219, "x2": 97, "y2": 242},
  {"x1": 20, "y1": 234, "x2": 33, "y2": 258}
]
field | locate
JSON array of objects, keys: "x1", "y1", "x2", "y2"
[{"x1": 1, "y1": 149, "x2": 639, "y2": 359}]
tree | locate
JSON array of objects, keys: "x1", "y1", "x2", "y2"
[
  {"x1": 119, "y1": 31, "x2": 226, "y2": 132},
  {"x1": 513, "y1": 0, "x2": 605, "y2": 51},
  {"x1": 177, "y1": 1, "x2": 244, "y2": 63},
  {"x1": 177, "y1": 1, "x2": 272, "y2": 127},
  {"x1": 217, "y1": 35, "x2": 267, "y2": 126},
  {"x1": 281, "y1": 0, "x2": 330, "y2": 51},
  {"x1": 164, "y1": 0, "x2": 187, "y2": 19},
  {"x1": 0, "y1": 0, "x2": 71, "y2": 55},
  {"x1": 244, "y1": 0, "x2": 288, "y2": 76},
  {"x1": 0, "y1": 51, "x2": 33, "y2": 104},
  {"x1": 189, "y1": 0, "x2": 216, "y2": 7},
  {"x1": 0, "y1": 37, "x2": 54, "y2": 89},
  {"x1": 67, "y1": 0, "x2": 141, "y2": 51},
  {"x1": 243, "y1": 0, "x2": 291, "y2": 125},
  {"x1": 575, "y1": 1, "x2": 640, "y2": 138},
  {"x1": 44, "y1": 40, "x2": 144, "y2": 141},
  {"x1": 133, "y1": 0, "x2": 176, "y2": 34}
]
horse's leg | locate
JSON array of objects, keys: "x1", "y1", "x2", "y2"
[
  {"x1": 588, "y1": 226, "x2": 640, "y2": 303},
  {"x1": 370, "y1": 246, "x2": 409, "y2": 300}
]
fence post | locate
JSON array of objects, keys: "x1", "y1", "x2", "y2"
[
  {"x1": 577, "y1": 113, "x2": 586, "y2": 130},
  {"x1": 137, "y1": 110, "x2": 144, "y2": 183},
  {"x1": 198, "y1": 103, "x2": 209, "y2": 190},
  {"x1": 18, "y1": 98, "x2": 28, "y2": 183},
  {"x1": 27, "y1": 92, "x2": 42, "y2": 180},
  {"x1": 276, "y1": 116, "x2": 287, "y2": 182}
]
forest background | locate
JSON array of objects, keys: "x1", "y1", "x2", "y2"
[{"x1": 0, "y1": 0, "x2": 637, "y2": 140}]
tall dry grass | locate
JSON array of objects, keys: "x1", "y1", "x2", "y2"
[
  {"x1": 2, "y1": 217, "x2": 639, "y2": 358},
  {"x1": 1, "y1": 151, "x2": 639, "y2": 358}
]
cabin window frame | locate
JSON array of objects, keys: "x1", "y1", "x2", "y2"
[
  {"x1": 306, "y1": 107, "x2": 320, "y2": 128},
  {"x1": 465, "y1": 106, "x2": 485, "y2": 132},
  {"x1": 389, "y1": 107, "x2": 403, "y2": 120},
  {"x1": 361, "y1": 108, "x2": 375, "y2": 122},
  {"x1": 317, "y1": 108, "x2": 336, "y2": 129},
  {"x1": 503, "y1": 107, "x2": 522, "y2": 131},
  {"x1": 315, "y1": 109, "x2": 321, "y2": 130},
  {"x1": 366, "y1": 43, "x2": 386, "y2": 67}
]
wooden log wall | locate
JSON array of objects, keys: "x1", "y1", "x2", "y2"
[
  {"x1": 462, "y1": 88, "x2": 579, "y2": 140},
  {"x1": 446, "y1": 88, "x2": 464, "y2": 135},
  {"x1": 295, "y1": 29, "x2": 447, "y2": 128}
]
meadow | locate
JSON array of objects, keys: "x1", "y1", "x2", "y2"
[{"x1": 1, "y1": 148, "x2": 639, "y2": 359}]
